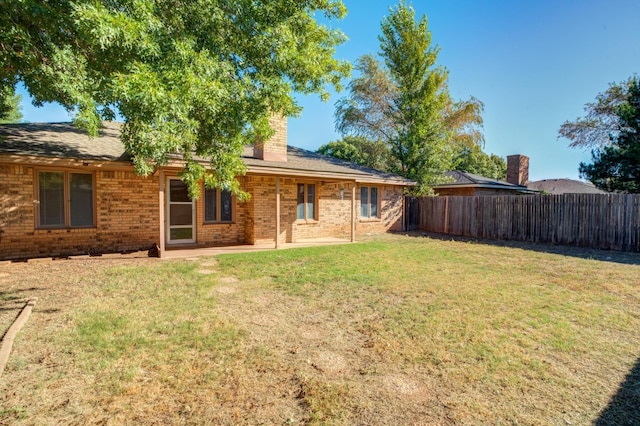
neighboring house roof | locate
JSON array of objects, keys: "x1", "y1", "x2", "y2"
[
  {"x1": 435, "y1": 170, "x2": 538, "y2": 194},
  {"x1": 0, "y1": 122, "x2": 413, "y2": 185},
  {"x1": 528, "y1": 178, "x2": 608, "y2": 194}
]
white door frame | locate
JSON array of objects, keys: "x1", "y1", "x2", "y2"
[{"x1": 166, "y1": 177, "x2": 196, "y2": 245}]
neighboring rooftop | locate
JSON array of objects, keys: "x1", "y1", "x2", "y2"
[
  {"x1": 528, "y1": 178, "x2": 608, "y2": 194},
  {"x1": 0, "y1": 122, "x2": 413, "y2": 185},
  {"x1": 434, "y1": 170, "x2": 538, "y2": 194}
]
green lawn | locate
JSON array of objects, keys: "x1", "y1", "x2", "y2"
[{"x1": 1, "y1": 234, "x2": 639, "y2": 424}]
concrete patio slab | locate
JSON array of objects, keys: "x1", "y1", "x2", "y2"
[{"x1": 162, "y1": 237, "x2": 352, "y2": 259}]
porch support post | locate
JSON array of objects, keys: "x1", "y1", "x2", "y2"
[
  {"x1": 351, "y1": 182, "x2": 356, "y2": 242},
  {"x1": 275, "y1": 176, "x2": 281, "y2": 249},
  {"x1": 158, "y1": 170, "x2": 165, "y2": 258}
]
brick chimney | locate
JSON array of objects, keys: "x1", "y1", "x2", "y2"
[
  {"x1": 506, "y1": 154, "x2": 529, "y2": 186},
  {"x1": 254, "y1": 115, "x2": 287, "y2": 162}
]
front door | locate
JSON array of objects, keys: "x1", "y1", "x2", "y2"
[{"x1": 166, "y1": 178, "x2": 196, "y2": 244}]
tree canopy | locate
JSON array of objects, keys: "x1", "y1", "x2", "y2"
[
  {"x1": 452, "y1": 145, "x2": 506, "y2": 180},
  {"x1": 317, "y1": 136, "x2": 391, "y2": 171},
  {"x1": 0, "y1": 87, "x2": 23, "y2": 124},
  {"x1": 1, "y1": 0, "x2": 350, "y2": 197},
  {"x1": 558, "y1": 78, "x2": 633, "y2": 149},
  {"x1": 579, "y1": 77, "x2": 640, "y2": 193},
  {"x1": 332, "y1": 3, "x2": 488, "y2": 193}
]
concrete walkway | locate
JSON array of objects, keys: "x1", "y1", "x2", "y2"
[{"x1": 162, "y1": 237, "x2": 352, "y2": 259}]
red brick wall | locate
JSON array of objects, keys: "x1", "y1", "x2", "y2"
[
  {"x1": 247, "y1": 177, "x2": 404, "y2": 244},
  {"x1": 0, "y1": 164, "x2": 159, "y2": 260},
  {"x1": 195, "y1": 176, "x2": 250, "y2": 246},
  {"x1": 1, "y1": 162, "x2": 406, "y2": 259},
  {"x1": 356, "y1": 185, "x2": 404, "y2": 234},
  {"x1": 434, "y1": 187, "x2": 523, "y2": 196},
  {"x1": 434, "y1": 187, "x2": 478, "y2": 197},
  {"x1": 254, "y1": 115, "x2": 287, "y2": 162},
  {"x1": 507, "y1": 154, "x2": 529, "y2": 186}
]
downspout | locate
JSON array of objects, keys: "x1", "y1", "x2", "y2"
[{"x1": 275, "y1": 176, "x2": 280, "y2": 249}]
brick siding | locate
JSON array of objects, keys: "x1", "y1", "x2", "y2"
[
  {"x1": 248, "y1": 177, "x2": 403, "y2": 244},
  {"x1": 434, "y1": 187, "x2": 522, "y2": 196},
  {"x1": 1, "y1": 163, "x2": 406, "y2": 260},
  {"x1": 195, "y1": 176, "x2": 250, "y2": 245},
  {"x1": 0, "y1": 165, "x2": 159, "y2": 260},
  {"x1": 254, "y1": 115, "x2": 288, "y2": 162}
]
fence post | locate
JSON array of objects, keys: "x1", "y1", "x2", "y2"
[{"x1": 444, "y1": 197, "x2": 449, "y2": 234}]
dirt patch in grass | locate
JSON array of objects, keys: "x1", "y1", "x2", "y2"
[{"x1": 1, "y1": 235, "x2": 639, "y2": 425}]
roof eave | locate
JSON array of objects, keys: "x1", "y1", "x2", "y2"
[
  {"x1": 435, "y1": 182, "x2": 539, "y2": 193},
  {"x1": 245, "y1": 164, "x2": 414, "y2": 185}
]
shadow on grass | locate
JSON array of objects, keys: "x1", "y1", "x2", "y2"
[
  {"x1": 595, "y1": 356, "x2": 640, "y2": 425},
  {"x1": 0, "y1": 288, "x2": 42, "y2": 301},
  {"x1": 408, "y1": 232, "x2": 640, "y2": 266}
]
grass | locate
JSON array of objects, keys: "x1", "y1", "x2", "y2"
[{"x1": 1, "y1": 234, "x2": 639, "y2": 424}]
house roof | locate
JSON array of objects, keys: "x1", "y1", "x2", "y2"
[
  {"x1": 435, "y1": 170, "x2": 538, "y2": 193},
  {"x1": 0, "y1": 121, "x2": 129, "y2": 161},
  {"x1": 240, "y1": 145, "x2": 412, "y2": 184},
  {"x1": 528, "y1": 178, "x2": 608, "y2": 194},
  {"x1": 0, "y1": 122, "x2": 413, "y2": 185}
]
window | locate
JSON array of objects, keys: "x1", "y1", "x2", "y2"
[
  {"x1": 360, "y1": 186, "x2": 379, "y2": 219},
  {"x1": 37, "y1": 171, "x2": 94, "y2": 228},
  {"x1": 204, "y1": 187, "x2": 233, "y2": 222},
  {"x1": 297, "y1": 183, "x2": 316, "y2": 221}
]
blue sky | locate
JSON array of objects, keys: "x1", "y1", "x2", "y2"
[{"x1": 16, "y1": 0, "x2": 640, "y2": 181}]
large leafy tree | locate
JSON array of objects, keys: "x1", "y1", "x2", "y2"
[
  {"x1": 1, "y1": 0, "x2": 350, "y2": 197},
  {"x1": 380, "y1": 2, "x2": 449, "y2": 189},
  {"x1": 334, "y1": 3, "x2": 484, "y2": 193},
  {"x1": 579, "y1": 77, "x2": 640, "y2": 192}
]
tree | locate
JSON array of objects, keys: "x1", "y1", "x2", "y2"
[
  {"x1": 0, "y1": 87, "x2": 22, "y2": 124},
  {"x1": 334, "y1": 3, "x2": 484, "y2": 193},
  {"x1": 335, "y1": 54, "x2": 398, "y2": 143},
  {"x1": 452, "y1": 145, "x2": 506, "y2": 180},
  {"x1": 318, "y1": 139, "x2": 364, "y2": 165},
  {"x1": 579, "y1": 77, "x2": 640, "y2": 192},
  {"x1": 443, "y1": 96, "x2": 485, "y2": 150},
  {"x1": 559, "y1": 78, "x2": 633, "y2": 149},
  {"x1": 379, "y1": 2, "x2": 450, "y2": 190},
  {"x1": 0, "y1": 0, "x2": 350, "y2": 197},
  {"x1": 317, "y1": 136, "x2": 391, "y2": 171}
]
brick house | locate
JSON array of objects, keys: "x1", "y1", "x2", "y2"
[{"x1": 0, "y1": 118, "x2": 413, "y2": 260}]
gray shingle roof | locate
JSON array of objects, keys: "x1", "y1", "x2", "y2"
[
  {"x1": 241, "y1": 145, "x2": 413, "y2": 183},
  {"x1": 0, "y1": 121, "x2": 129, "y2": 161},
  {"x1": 0, "y1": 122, "x2": 413, "y2": 185},
  {"x1": 440, "y1": 170, "x2": 527, "y2": 189},
  {"x1": 528, "y1": 179, "x2": 608, "y2": 194}
]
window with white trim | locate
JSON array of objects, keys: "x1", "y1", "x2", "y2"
[
  {"x1": 204, "y1": 187, "x2": 233, "y2": 222},
  {"x1": 360, "y1": 186, "x2": 379, "y2": 219},
  {"x1": 37, "y1": 171, "x2": 94, "y2": 228},
  {"x1": 296, "y1": 183, "x2": 317, "y2": 221}
]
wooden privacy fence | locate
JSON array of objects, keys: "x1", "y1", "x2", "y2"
[{"x1": 416, "y1": 194, "x2": 640, "y2": 252}]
